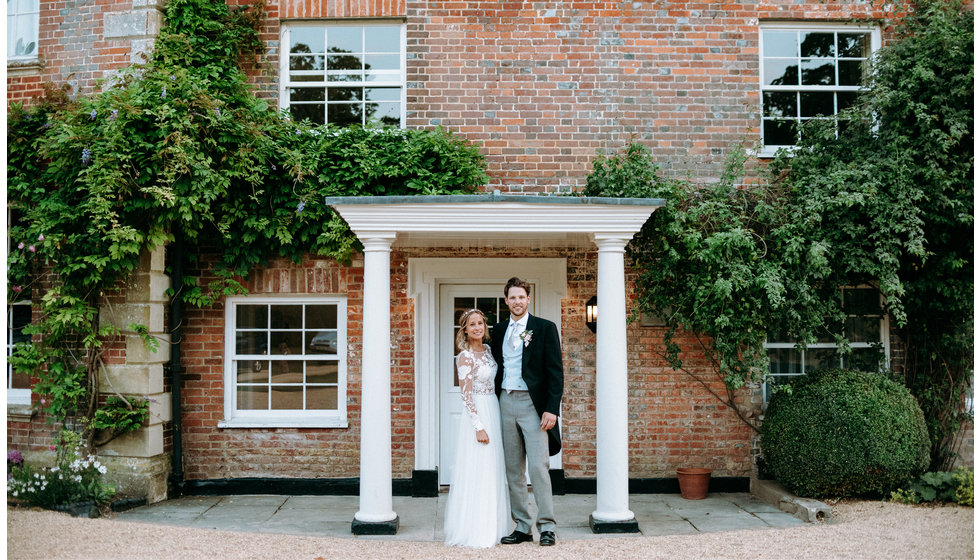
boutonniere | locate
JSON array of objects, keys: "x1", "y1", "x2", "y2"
[{"x1": 519, "y1": 330, "x2": 533, "y2": 347}]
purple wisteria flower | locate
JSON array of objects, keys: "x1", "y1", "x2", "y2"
[
  {"x1": 110, "y1": 109, "x2": 118, "y2": 121},
  {"x1": 161, "y1": 86, "x2": 167, "y2": 99},
  {"x1": 296, "y1": 200, "x2": 305, "y2": 215},
  {"x1": 89, "y1": 109, "x2": 97, "y2": 120},
  {"x1": 81, "y1": 147, "x2": 92, "y2": 166}
]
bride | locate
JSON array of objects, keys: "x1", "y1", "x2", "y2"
[{"x1": 443, "y1": 308, "x2": 511, "y2": 548}]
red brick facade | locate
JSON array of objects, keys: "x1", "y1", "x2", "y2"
[{"x1": 11, "y1": 1, "x2": 969, "y2": 496}]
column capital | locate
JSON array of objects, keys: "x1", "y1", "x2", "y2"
[
  {"x1": 591, "y1": 233, "x2": 631, "y2": 252},
  {"x1": 358, "y1": 232, "x2": 397, "y2": 252}
]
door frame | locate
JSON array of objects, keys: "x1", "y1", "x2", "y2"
[{"x1": 409, "y1": 258, "x2": 566, "y2": 478}]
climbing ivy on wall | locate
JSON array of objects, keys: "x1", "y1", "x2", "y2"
[{"x1": 6, "y1": 0, "x2": 487, "y2": 447}]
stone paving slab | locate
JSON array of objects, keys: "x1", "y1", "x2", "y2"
[{"x1": 116, "y1": 492, "x2": 805, "y2": 540}]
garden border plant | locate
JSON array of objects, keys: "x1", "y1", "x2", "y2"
[{"x1": 6, "y1": 0, "x2": 487, "y2": 453}]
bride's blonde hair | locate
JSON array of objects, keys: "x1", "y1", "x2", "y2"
[{"x1": 455, "y1": 309, "x2": 490, "y2": 351}]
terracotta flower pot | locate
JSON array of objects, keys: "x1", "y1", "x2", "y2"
[{"x1": 676, "y1": 467, "x2": 712, "y2": 500}]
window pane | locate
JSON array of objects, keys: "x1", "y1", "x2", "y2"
[
  {"x1": 800, "y1": 32, "x2": 835, "y2": 57},
  {"x1": 328, "y1": 27, "x2": 362, "y2": 53},
  {"x1": 838, "y1": 33, "x2": 870, "y2": 58},
  {"x1": 306, "y1": 331, "x2": 337, "y2": 354},
  {"x1": 367, "y1": 102, "x2": 400, "y2": 126},
  {"x1": 12, "y1": 305, "x2": 31, "y2": 343},
  {"x1": 328, "y1": 103, "x2": 363, "y2": 127},
  {"x1": 306, "y1": 360, "x2": 338, "y2": 384},
  {"x1": 327, "y1": 53, "x2": 363, "y2": 71},
  {"x1": 800, "y1": 91, "x2": 834, "y2": 117},
  {"x1": 238, "y1": 386, "x2": 268, "y2": 410},
  {"x1": 365, "y1": 87, "x2": 401, "y2": 101},
  {"x1": 805, "y1": 348, "x2": 840, "y2": 372},
  {"x1": 763, "y1": 31, "x2": 797, "y2": 57},
  {"x1": 306, "y1": 305, "x2": 337, "y2": 329},
  {"x1": 801, "y1": 59, "x2": 835, "y2": 85},
  {"x1": 365, "y1": 26, "x2": 400, "y2": 52},
  {"x1": 838, "y1": 60, "x2": 864, "y2": 86},
  {"x1": 763, "y1": 119, "x2": 797, "y2": 145},
  {"x1": 270, "y1": 331, "x2": 302, "y2": 356},
  {"x1": 307, "y1": 386, "x2": 338, "y2": 410},
  {"x1": 271, "y1": 360, "x2": 303, "y2": 383},
  {"x1": 290, "y1": 54, "x2": 324, "y2": 72},
  {"x1": 476, "y1": 298, "x2": 498, "y2": 325},
  {"x1": 290, "y1": 104, "x2": 325, "y2": 125},
  {"x1": 290, "y1": 88, "x2": 326, "y2": 102},
  {"x1": 763, "y1": 91, "x2": 797, "y2": 118},
  {"x1": 769, "y1": 348, "x2": 801, "y2": 375},
  {"x1": 845, "y1": 348, "x2": 881, "y2": 372},
  {"x1": 291, "y1": 27, "x2": 324, "y2": 53},
  {"x1": 838, "y1": 91, "x2": 858, "y2": 112},
  {"x1": 328, "y1": 87, "x2": 362, "y2": 102},
  {"x1": 236, "y1": 305, "x2": 267, "y2": 329},
  {"x1": 237, "y1": 360, "x2": 268, "y2": 383},
  {"x1": 364, "y1": 54, "x2": 400, "y2": 71},
  {"x1": 270, "y1": 305, "x2": 303, "y2": 329},
  {"x1": 271, "y1": 385, "x2": 303, "y2": 410},
  {"x1": 764, "y1": 59, "x2": 798, "y2": 86},
  {"x1": 236, "y1": 331, "x2": 268, "y2": 355},
  {"x1": 845, "y1": 316, "x2": 880, "y2": 342}
]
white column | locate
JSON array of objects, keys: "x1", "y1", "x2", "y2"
[
  {"x1": 354, "y1": 233, "x2": 398, "y2": 525},
  {"x1": 591, "y1": 234, "x2": 635, "y2": 524}
]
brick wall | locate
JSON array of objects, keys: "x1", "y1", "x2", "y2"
[
  {"x1": 178, "y1": 245, "x2": 756, "y2": 481},
  {"x1": 7, "y1": 0, "x2": 163, "y2": 106},
  {"x1": 404, "y1": 0, "x2": 895, "y2": 192}
]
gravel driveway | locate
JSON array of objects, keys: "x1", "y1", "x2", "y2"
[{"x1": 7, "y1": 501, "x2": 973, "y2": 559}]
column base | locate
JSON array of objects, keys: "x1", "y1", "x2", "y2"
[
  {"x1": 351, "y1": 516, "x2": 400, "y2": 535},
  {"x1": 589, "y1": 514, "x2": 639, "y2": 534}
]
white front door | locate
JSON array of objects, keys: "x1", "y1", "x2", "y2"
[{"x1": 438, "y1": 285, "x2": 527, "y2": 485}]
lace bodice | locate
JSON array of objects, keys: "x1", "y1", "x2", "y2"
[{"x1": 456, "y1": 346, "x2": 498, "y2": 432}]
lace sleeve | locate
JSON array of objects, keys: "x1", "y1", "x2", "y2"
[{"x1": 456, "y1": 351, "x2": 485, "y2": 432}]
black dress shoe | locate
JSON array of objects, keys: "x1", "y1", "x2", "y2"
[
  {"x1": 539, "y1": 530, "x2": 556, "y2": 546},
  {"x1": 500, "y1": 530, "x2": 533, "y2": 544}
]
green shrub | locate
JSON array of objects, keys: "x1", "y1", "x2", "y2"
[
  {"x1": 890, "y1": 467, "x2": 974, "y2": 506},
  {"x1": 761, "y1": 369, "x2": 930, "y2": 498}
]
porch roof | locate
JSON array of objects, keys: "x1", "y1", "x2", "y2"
[{"x1": 323, "y1": 193, "x2": 665, "y2": 248}]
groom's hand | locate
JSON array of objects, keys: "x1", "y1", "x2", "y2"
[{"x1": 540, "y1": 412, "x2": 557, "y2": 431}]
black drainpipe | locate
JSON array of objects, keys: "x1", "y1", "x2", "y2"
[{"x1": 168, "y1": 231, "x2": 185, "y2": 497}]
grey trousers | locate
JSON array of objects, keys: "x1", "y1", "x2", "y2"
[{"x1": 499, "y1": 390, "x2": 556, "y2": 533}]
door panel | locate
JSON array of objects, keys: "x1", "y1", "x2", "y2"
[{"x1": 438, "y1": 285, "x2": 525, "y2": 485}]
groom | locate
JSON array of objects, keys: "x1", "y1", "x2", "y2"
[{"x1": 492, "y1": 277, "x2": 564, "y2": 547}]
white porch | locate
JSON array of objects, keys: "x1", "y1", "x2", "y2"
[{"x1": 325, "y1": 193, "x2": 664, "y2": 534}]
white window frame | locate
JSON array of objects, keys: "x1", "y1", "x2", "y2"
[
  {"x1": 279, "y1": 21, "x2": 407, "y2": 128},
  {"x1": 764, "y1": 286, "x2": 890, "y2": 402},
  {"x1": 220, "y1": 295, "x2": 348, "y2": 428},
  {"x1": 7, "y1": 302, "x2": 32, "y2": 405},
  {"x1": 7, "y1": 0, "x2": 40, "y2": 62},
  {"x1": 758, "y1": 21, "x2": 881, "y2": 158}
]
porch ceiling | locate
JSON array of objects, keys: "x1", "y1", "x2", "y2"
[{"x1": 323, "y1": 193, "x2": 665, "y2": 249}]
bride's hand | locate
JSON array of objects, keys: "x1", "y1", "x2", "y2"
[{"x1": 476, "y1": 429, "x2": 489, "y2": 444}]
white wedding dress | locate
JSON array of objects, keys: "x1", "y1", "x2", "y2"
[{"x1": 443, "y1": 346, "x2": 511, "y2": 548}]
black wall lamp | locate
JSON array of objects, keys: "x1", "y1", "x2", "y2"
[{"x1": 585, "y1": 295, "x2": 598, "y2": 333}]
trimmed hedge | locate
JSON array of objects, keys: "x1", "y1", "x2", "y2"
[{"x1": 761, "y1": 369, "x2": 930, "y2": 498}]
